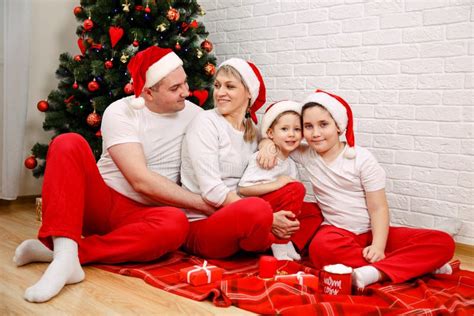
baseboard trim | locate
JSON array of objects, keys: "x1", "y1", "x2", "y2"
[{"x1": 0, "y1": 195, "x2": 38, "y2": 206}]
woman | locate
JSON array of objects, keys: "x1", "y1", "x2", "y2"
[{"x1": 180, "y1": 58, "x2": 321, "y2": 259}]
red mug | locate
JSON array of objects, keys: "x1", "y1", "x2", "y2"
[{"x1": 318, "y1": 264, "x2": 353, "y2": 295}]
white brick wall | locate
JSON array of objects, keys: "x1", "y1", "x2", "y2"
[{"x1": 200, "y1": 0, "x2": 474, "y2": 245}]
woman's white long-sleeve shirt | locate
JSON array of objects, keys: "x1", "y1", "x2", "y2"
[{"x1": 180, "y1": 109, "x2": 257, "y2": 219}]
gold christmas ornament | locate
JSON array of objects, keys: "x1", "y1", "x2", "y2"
[
  {"x1": 122, "y1": 0, "x2": 130, "y2": 12},
  {"x1": 120, "y1": 53, "x2": 129, "y2": 63},
  {"x1": 156, "y1": 23, "x2": 167, "y2": 32},
  {"x1": 196, "y1": 49, "x2": 203, "y2": 59}
]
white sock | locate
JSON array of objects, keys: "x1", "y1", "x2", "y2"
[
  {"x1": 352, "y1": 265, "x2": 381, "y2": 289},
  {"x1": 285, "y1": 241, "x2": 301, "y2": 261},
  {"x1": 14, "y1": 239, "x2": 53, "y2": 266},
  {"x1": 24, "y1": 237, "x2": 85, "y2": 303},
  {"x1": 271, "y1": 243, "x2": 293, "y2": 261},
  {"x1": 432, "y1": 262, "x2": 453, "y2": 275}
]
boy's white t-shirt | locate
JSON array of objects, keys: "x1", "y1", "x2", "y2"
[
  {"x1": 239, "y1": 151, "x2": 299, "y2": 187},
  {"x1": 180, "y1": 109, "x2": 257, "y2": 220},
  {"x1": 97, "y1": 97, "x2": 202, "y2": 205},
  {"x1": 290, "y1": 145, "x2": 386, "y2": 234}
]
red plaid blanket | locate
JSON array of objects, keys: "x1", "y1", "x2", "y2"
[{"x1": 95, "y1": 252, "x2": 474, "y2": 315}]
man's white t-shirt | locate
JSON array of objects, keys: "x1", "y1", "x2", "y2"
[
  {"x1": 180, "y1": 109, "x2": 257, "y2": 220},
  {"x1": 239, "y1": 151, "x2": 299, "y2": 187},
  {"x1": 97, "y1": 96, "x2": 202, "y2": 205},
  {"x1": 290, "y1": 145, "x2": 386, "y2": 234}
]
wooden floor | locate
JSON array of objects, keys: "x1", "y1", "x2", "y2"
[
  {"x1": 1, "y1": 199, "x2": 473, "y2": 315},
  {"x1": 0, "y1": 200, "x2": 253, "y2": 315}
]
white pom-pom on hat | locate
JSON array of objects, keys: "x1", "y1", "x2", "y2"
[{"x1": 303, "y1": 89, "x2": 356, "y2": 159}]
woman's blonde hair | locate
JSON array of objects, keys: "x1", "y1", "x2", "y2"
[{"x1": 214, "y1": 65, "x2": 257, "y2": 143}]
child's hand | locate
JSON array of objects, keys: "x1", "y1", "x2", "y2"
[
  {"x1": 257, "y1": 140, "x2": 278, "y2": 169},
  {"x1": 362, "y1": 245, "x2": 385, "y2": 263},
  {"x1": 276, "y1": 175, "x2": 295, "y2": 188}
]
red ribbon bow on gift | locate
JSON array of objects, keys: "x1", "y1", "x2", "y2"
[
  {"x1": 187, "y1": 260, "x2": 214, "y2": 284},
  {"x1": 182, "y1": 20, "x2": 198, "y2": 32}
]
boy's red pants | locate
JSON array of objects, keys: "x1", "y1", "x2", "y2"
[
  {"x1": 309, "y1": 225, "x2": 455, "y2": 283},
  {"x1": 38, "y1": 133, "x2": 189, "y2": 264}
]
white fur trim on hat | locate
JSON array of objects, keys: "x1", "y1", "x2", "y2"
[
  {"x1": 219, "y1": 58, "x2": 259, "y2": 106},
  {"x1": 260, "y1": 101, "x2": 302, "y2": 138},
  {"x1": 144, "y1": 52, "x2": 183, "y2": 88},
  {"x1": 302, "y1": 93, "x2": 348, "y2": 133}
]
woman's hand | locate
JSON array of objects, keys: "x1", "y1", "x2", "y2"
[
  {"x1": 257, "y1": 139, "x2": 278, "y2": 169},
  {"x1": 272, "y1": 210, "x2": 300, "y2": 240},
  {"x1": 362, "y1": 245, "x2": 385, "y2": 263}
]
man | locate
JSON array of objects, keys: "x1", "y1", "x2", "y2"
[{"x1": 13, "y1": 46, "x2": 212, "y2": 303}]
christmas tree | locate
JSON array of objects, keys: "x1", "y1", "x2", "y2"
[{"x1": 25, "y1": 0, "x2": 216, "y2": 177}]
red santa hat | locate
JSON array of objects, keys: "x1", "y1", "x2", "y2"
[
  {"x1": 218, "y1": 58, "x2": 266, "y2": 124},
  {"x1": 302, "y1": 89, "x2": 356, "y2": 159},
  {"x1": 260, "y1": 100, "x2": 302, "y2": 138},
  {"x1": 127, "y1": 46, "x2": 183, "y2": 110}
]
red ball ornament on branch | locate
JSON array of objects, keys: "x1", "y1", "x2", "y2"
[
  {"x1": 37, "y1": 100, "x2": 49, "y2": 112},
  {"x1": 144, "y1": 6, "x2": 151, "y2": 13},
  {"x1": 166, "y1": 7, "x2": 180, "y2": 22},
  {"x1": 201, "y1": 39, "x2": 213, "y2": 53},
  {"x1": 204, "y1": 63, "x2": 216, "y2": 76},
  {"x1": 72, "y1": 81, "x2": 79, "y2": 89},
  {"x1": 73, "y1": 6, "x2": 83, "y2": 16},
  {"x1": 87, "y1": 111, "x2": 102, "y2": 127},
  {"x1": 124, "y1": 83, "x2": 134, "y2": 94},
  {"x1": 88, "y1": 80, "x2": 100, "y2": 92},
  {"x1": 104, "y1": 60, "x2": 113, "y2": 69},
  {"x1": 133, "y1": 40, "x2": 139, "y2": 47},
  {"x1": 83, "y1": 18, "x2": 94, "y2": 31},
  {"x1": 74, "y1": 55, "x2": 82, "y2": 62},
  {"x1": 174, "y1": 42, "x2": 181, "y2": 51},
  {"x1": 24, "y1": 156, "x2": 37, "y2": 169}
]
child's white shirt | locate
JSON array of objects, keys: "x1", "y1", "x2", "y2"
[
  {"x1": 290, "y1": 145, "x2": 386, "y2": 234},
  {"x1": 239, "y1": 151, "x2": 299, "y2": 188}
]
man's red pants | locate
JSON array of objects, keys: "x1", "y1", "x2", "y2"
[
  {"x1": 38, "y1": 133, "x2": 189, "y2": 264},
  {"x1": 309, "y1": 225, "x2": 455, "y2": 283}
]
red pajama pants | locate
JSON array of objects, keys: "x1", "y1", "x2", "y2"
[
  {"x1": 38, "y1": 133, "x2": 189, "y2": 264},
  {"x1": 183, "y1": 197, "x2": 274, "y2": 259},
  {"x1": 184, "y1": 183, "x2": 324, "y2": 259},
  {"x1": 261, "y1": 182, "x2": 323, "y2": 250},
  {"x1": 309, "y1": 225, "x2": 455, "y2": 283}
]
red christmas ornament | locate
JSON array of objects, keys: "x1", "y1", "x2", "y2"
[
  {"x1": 83, "y1": 18, "x2": 94, "y2": 31},
  {"x1": 104, "y1": 60, "x2": 113, "y2": 69},
  {"x1": 88, "y1": 80, "x2": 100, "y2": 92},
  {"x1": 201, "y1": 39, "x2": 213, "y2": 53},
  {"x1": 74, "y1": 55, "x2": 82, "y2": 62},
  {"x1": 109, "y1": 26, "x2": 124, "y2": 48},
  {"x1": 135, "y1": 5, "x2": 143, "y2": 11},
  {"x1": 133, "y1": 40, "x2": 139, "y2": 47},
  {"x1": 190, "y1": 90, "x2": 209, "y2": 106},
  {"x1": 166, "y1": 7, "x2": 180, "y2": 22},
  {"x1": 73, "y1": 6, "x2": 83, "y2": 16},
  {"x1": 124, "y1": 83, "x2": 134, "y2": 94},
  {"x1": 144, "y1": 6, "x2": 151, "y2": 13},
  {"x1": 95, "y1": 130, "x2": 102, "y2": 137},
  {"x1": 175, "y1": 42, "x2": 181, "y2": 51},
  {"x1": 37, "y1": 100, "x2": 49, "y2": 112},
  {"x1": 87, "y1": 111, "x2": 102, "y2": 127},
  {"x1": 204, "y1": 63, "x2": 216, "y2": 76},
  {"x1": 24, "y1": 156, "x2": 38, "y2": 169},
  {"x1": 72, "y1": 81, "x2": 79, "y2": 89}
]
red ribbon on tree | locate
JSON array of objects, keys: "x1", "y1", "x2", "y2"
[
  {"x1": 181, "y1": 20, "x2": 198, "y2": 32},
  {"x1": 77, "y1": 38, "x2": 86, "y2": 55}
]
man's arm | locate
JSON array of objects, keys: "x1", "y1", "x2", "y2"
[{"x1": 108, "y1": 142, "x2": 215, "y2": 215}]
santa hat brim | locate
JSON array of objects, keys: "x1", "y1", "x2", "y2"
[{"x1": 261, "y1": 101, "x2": 302, "y2": 138}]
